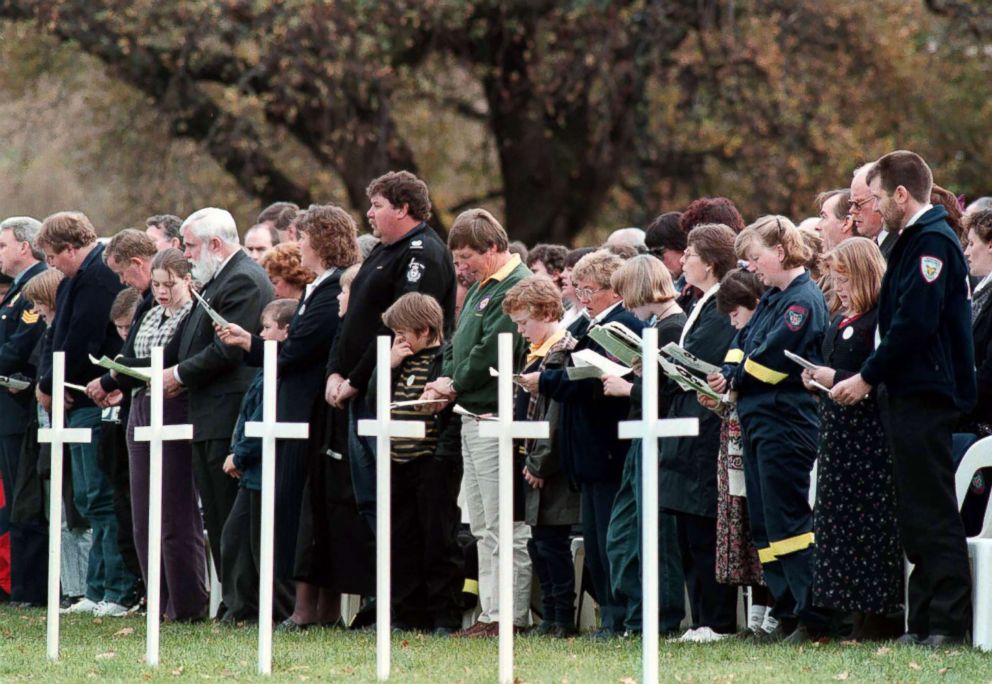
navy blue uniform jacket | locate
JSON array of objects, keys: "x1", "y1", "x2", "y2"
[
  {"x1": 860, "y1": 204, "x2": 976, "y2": 413},
  {"x1": 39, "y1": 243, "x2": 124, "y2": 406},
  {"x1": 0, "y1": 262, "x2": 47, "y2": 436},
  {"x1": 539, "y1": 305, "x2": 644, "y2": 484}
]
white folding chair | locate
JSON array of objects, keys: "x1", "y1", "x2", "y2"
[{"x1": 953, "y1": 436, "x2": 992, "y2": 651}]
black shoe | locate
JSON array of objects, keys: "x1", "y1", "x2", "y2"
[
  {"x1": 783, "y1": 624, "x2": 814, "y2": 645},
  {"x1": 920, "y1": 633, "x2": 968, "y2": 648},
  {"x1": 532, "y1": 620, "x2": 555, "y2": 636},
  {"x1": 277, "y1": 617, "x2": 314, "y2": 632},
  {"x1": 552, "y1": 623, "x2": 579, "y2": 638},
  {"x1": 895, "y1": 632, "x2": 923, "y2": 646},
  {"x1": 752, "y1": 622, "x2": 791, "y2": 643}
]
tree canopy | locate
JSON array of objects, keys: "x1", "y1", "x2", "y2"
[{"x1": 1, "y1": 0, "x2": 990, "y2": 243}]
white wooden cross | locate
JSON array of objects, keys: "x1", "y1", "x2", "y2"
[
  {"x1": 134, "y1": 346, "x2": 193, "y2": 667},
  {"x1": 617, "y1": 327, "x2": 698, "y2": 684},
  {"x1": 478, "y1": 333, "x2": 549, "y2": 684},
  {"x1": 357, "y1": 335, "x2": 426, "y2": 682},
  {"x1": 38, "y1": 352, "x2": 93, "y2": 662},
  {"x1": 245, "y1": 340, "x2": 309, "y2": 675}
]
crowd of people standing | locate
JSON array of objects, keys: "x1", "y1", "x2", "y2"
[{"x1": 0, "y1": 152, "x2": 988, "y2": 649}]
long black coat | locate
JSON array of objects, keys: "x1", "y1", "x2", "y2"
[{"x1": 660, "y1": 292, "x2": 737, "y2": 518}]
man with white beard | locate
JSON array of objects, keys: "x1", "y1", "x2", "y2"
[{"x1": 164, "y1": 208, "x2": 274, "y2": 619}]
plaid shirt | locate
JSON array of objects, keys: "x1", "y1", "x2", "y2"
[{"x1": 133, "y1": 300, "x2": 193, "y2": 359}]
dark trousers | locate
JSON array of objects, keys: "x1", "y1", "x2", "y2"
[
  {"x1": 740, "y1": 403, "x2": 828, "y2": 628},
  {"x1": 127, "y1": 394, "x2": 208, "y2": 620},
  {"x1": 220, "y1": 488, "x2": 294, "y2": 623},
  {"x1": 878, "y1": 389, "x2": 972, "y2": 636},
  {"x1": 347, "y1": 399, "x2": 377, "y2": 533},
  {"x1": 528, "y1": 525, "x2": 575, "y2": 626},
  {"x1": 675, "y1": 511, "x2": 737, "y2": 633},
  {"x1": 97, "y1": 416, "x2": 142, "y2": 584},
  {"x1": 580, "y1": 480, "x2": 624, "y2": 632},
  {"x1": 391, "y1": 455, "x2": 464, "y2": 630},
  {"x1": 191, "y1": 438, "x2": 238, "y2": 610}
]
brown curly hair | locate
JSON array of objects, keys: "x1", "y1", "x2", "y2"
[
  {"x1": 295, "y1": 204, "x2": 360, "y2": 270},
  {"x1": 501, "y1": 275, "x2": 564, "y2": 323},
  {"x1": 680, "y1": 197, "x2": 746, "y2": 235},
  {"x1": 366, "y1": 171, "x2": 432, "y2": 222},
  {"x1": 262, "y1": 242, "x2": 314, "y2": 290}
]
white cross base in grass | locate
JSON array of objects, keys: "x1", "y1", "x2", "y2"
[
  {"x1": 478, "y1": 333, "x2": 549, "y2": 684},
  {"x1": 39, "y1": 352, "x2": 93, "y2": 662},
  {"x1": 617, "y1": 327, "x2": 699, "y2": 684}
]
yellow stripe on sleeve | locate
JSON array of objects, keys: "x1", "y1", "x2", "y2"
[{"x1": 744, "y1": 357, "x2": 788, "y2": 384}]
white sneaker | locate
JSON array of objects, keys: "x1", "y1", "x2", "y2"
[
  {"x1": 60, "y1": 597, "x2": 99, "y2": 614},
  {"x1": 93, "y1": 601, "x2": 129, "y2": 617},
  {"x1": 676, "y1": 627, "x2": 700, "y2": 642},
  {"x1": 691, "y1": 626, "x2": 729, "y2": 643}
]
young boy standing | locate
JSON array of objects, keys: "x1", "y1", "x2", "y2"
[{"x1": 371, "y1": 292, "x2": 463, "y2": 634}]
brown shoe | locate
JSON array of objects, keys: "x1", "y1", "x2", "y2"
[
  {"x1": 465, "y1": 622, "x2": 500, "y2": 638},
  {"x1": 455, "y1": 621, "x2": 492, "y2": 638}
]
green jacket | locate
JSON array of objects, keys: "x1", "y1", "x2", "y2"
[{"x1": 443, "y1": 255, "x2": 530, "y2": 413}]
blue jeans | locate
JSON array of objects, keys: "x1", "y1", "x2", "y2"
[
  {"x1": 348, "y1": 398, "x2": 378, "y2": 533},
  {"x1": 68, "y1": 407, "x2": 138, "y2": 604}
]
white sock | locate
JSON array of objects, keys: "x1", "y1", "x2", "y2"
[{"x1": 761, "y1": 611, "x2": 779, "y2": 633}]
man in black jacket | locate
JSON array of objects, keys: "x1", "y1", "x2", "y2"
[
  {"x1": 0, "y1": 216, "x2": 47, "y2": 605},
  {"x1": 167, "y1": 207, "x2": 274, "y2": 618},
  {"x1": 833, "y1": 151, "x2": 975, "y2": 647},
  {"x1": 37, "y1": 211, "x2": 139, "y2": 616}
]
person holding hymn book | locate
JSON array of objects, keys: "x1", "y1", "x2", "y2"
[
  {"x1": 501, "y1": 276, "x2": 580, "y2": 638},
  {"x1": 218, "y1": 299, "x2": 300, "y2": 625},
  {"x1": 600, "y1": 255, "x2": 687, "y2": 637},
  {"x1": 799, "y1": 237, "x2": 901, "y2": 640},
  {"x1": 651, "y1": 225, "x2": 740, "y2": 643},
  {"x1": 697, "y1": 269, "x2": 772, "y2": 637},
  {"x1": 367, "y1": 292, "x2": 463, "y2": 634},
  {"x1": 518, "y1": 250, "x2": 643, "y2": 638},
  {"x1": 711, "y1": 216, "x2": 830, "y2": 644},
  {"x1": 217, "y1": 204, "x2": 359, "y2": 630},
  {"x1": 113, "y1": 248, "x2": 208, "y2": 622}
]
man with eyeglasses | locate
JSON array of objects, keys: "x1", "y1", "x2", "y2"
[{"x1": 851, "y1": 164, "x2": 895, "y2": 260}]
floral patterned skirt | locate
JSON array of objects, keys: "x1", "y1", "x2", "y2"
[{"x1": 715, "y1": 413, "x2": 764, "y2": 586}]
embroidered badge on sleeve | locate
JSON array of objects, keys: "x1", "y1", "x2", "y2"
[
  {"x1": 406, "y1": 258, "x2": 425, "y2": 283},
  {"x1": 920, "y1": 255, "x2": 943, "y2": 284},
  {"x1": 784, "y1": 305, "x2": 808, "y2": 332}
]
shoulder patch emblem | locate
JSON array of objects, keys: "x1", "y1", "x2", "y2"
[
  {"x1": 406, "y1": 258, "x2": 424, "y2": 283},
  {"x1": 920, "y1": 255, "x2": 943, "y2": 284},
  {"x1": 476, "y1": 296, "x2": 491, "y2": 312},
  {"x1": 21, "y1": 309, "x2": 39, "y2": 324},
  {"x1": 784, "y1": 305, "x2": 808, "y2": 332},
  {"x1": 410, "y1": 239, "x2": 423, "y2": 250}
]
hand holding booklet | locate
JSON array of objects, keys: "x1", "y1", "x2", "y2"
[
  {"x1": 586, "y1": 322, "x2": 642, "y2": 367},
  {"x1": 567, "y1": 348, "x2": 632, "y2": 380},
  {"x1": 192, "y1": 289, "x2": 230, "y2": 328},
  {"x1": 453, "y1": 404, "x2": 496, "y2": 421},
  {"x1": 89, "y1": 354, "x2": 151, "y2": 382},
  {"x1": 658, "y1": 356, "x2": 724, "y2": 402},
  {"x1": 783, "y1": 350, "x2": 831, "y2": 393}
]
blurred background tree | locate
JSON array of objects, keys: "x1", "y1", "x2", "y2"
[{"x1": 0, "y1": 0, "x2": 989, "y2": 244}]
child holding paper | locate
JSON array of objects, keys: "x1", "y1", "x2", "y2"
[{"x1": 368, "y1": 292, "x2": 462, "y2": 633}]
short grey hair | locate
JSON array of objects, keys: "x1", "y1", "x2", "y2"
[
  {"x1": 181, "y1": 208, "x2": 240, "y2": 246},
  {"x1": 0, "y1": 216, "x2": 45, "y2": 261},
  {"x1": 966, "y1": 197, "x2": 992, "y2": 216}
]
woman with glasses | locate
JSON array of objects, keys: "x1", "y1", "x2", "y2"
[
  {"x1": 710, "y1": 216, "x2": 830, "y2": 643},
  {"x1": 662, "y1": 225, "x2": 740, "y2": 642},
  {"x1": 800, "y1": 238, "x2": 901, "y2": 639}
]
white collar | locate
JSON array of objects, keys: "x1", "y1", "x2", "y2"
[
  {"x1": 680, "y1": 282, "x2": 719, "y2": 346},
  {"x1": 592, "y1": 301, "x2": 622, "y2": 324},
  {"x1": 905, "y1": 203, "x2": 934, "y2": 229},
  {"x1": 877, "y1": 229, "x2": 890, "y2": 245},
  {"x1": 205, "y1": 249, "x2": 239, "y2": 286},
  {"x1": 305, "y1": 268, "x2": 336, "y2": 300},
  {"x1": 975, "y1": 272, "x2": 992, "y2": 294}
]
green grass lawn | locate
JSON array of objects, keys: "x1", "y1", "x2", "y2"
[{"x1": 1, "y1": 605, "x2": 990, "y2": 682}]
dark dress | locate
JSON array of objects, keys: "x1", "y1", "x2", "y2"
[{"x1": 812, "y1": 308, "x2": 902, "y2": 614}]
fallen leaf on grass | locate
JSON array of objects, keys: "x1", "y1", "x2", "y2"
[
  {"x1": 171, "y1": 665, "x2": 184, "y2": 675},
  {"x1": 92, "y1": 618, "x2": 103, "y2": 625},
  {"x1": 938, "y1": 668, "x2": 950, "y2": 675},
  {"x1": 95, "y1": 651, "x2": 116, "y2": 660},
  {"x1": 839, "y1": 640, "x2": 858, "y2": 647},
  {"x1": 834, "y1": 673, "x2": 849, "y2": 681},
  {"x1": 288, "y1": 666, "x2": 310, "y2": 672},
  {"x1": 875, "y1": 647, "x2": 892, "y2": 656},
  {"x1": 114, "y1": 627, "x2": 135, "y2": 637},
  {"x1": 909, "y1": 661, "x2": 922, "y2": 670},
  {"x1": 620, "y1": 678, "x2": 637, "y2": 684},
  {"x1": 401, "y1": 639, "x2": 409, "y2": 649}
]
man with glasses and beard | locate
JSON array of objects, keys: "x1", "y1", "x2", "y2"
[{"x1": 165, "y1": 208, "x2": 274, "y2": 620}]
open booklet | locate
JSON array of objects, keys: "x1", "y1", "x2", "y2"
[
  {"x1": 192, "y1": 289, "x2": 230, "y2": 328},
  {"x1": 660, "y1": 342, "x2": 721, "y2": 376},
  {"x1": 453, "y1": 404, "x2": 497, "y2": 421},
  {"x1": 0, "y1": 374, "x2": 32, "y2": 391},
  {"x1": 389, "y1": 398, "x2": 448, "y2": 409},
  {"x1": 783, "y1": 350, "x2": 831, "y2": 393},
  {"x1": 567, "y1": 348, "x2": 632, "y2": 380},
  {"x1": 89, "y1": 354, "x2": 151, "y2": 382},
  {"x1": 658, "y1": 356, "x2": 725, "y2": 402},
  {"x1": 586, "y1": 321, "x2": 642, "y2": 367},
  {"x1": 488, "y1": 367, "x2": 527, "y2": 387}
]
